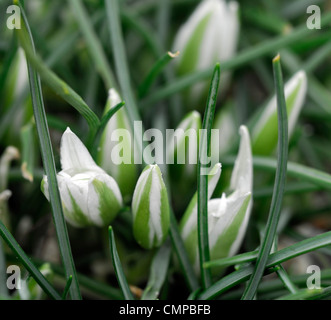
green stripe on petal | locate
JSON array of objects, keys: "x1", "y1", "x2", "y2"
[
  {"x1": 177, "y1": 13, "x2": 212, "y2": 76},
  {"x1": 92, "y1": 178, "x2": 122, "y2": 226},
  {"x1": 210, "y1": 194, "x2": 251, "y2": 261},
  {"x1": 66, "y1": 189, "x2": 91, "y2": 227}
]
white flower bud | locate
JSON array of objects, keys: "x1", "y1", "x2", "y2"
[
  {"x1": 252, "y1": 70, "x2": 308, "y2": 155},
  {"x1": 42, "y1": 128, "x2": 123, "y2": 227}
]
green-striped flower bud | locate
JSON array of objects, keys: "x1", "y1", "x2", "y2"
[
  {"x1": 180, "y1": 126, "x2": 252, "y2": 273},
  {"x1": 131, "y1": 164, "x2": 170, "y2": 250},
  {"x1": 173, "y1": 0, "x2": 239, "y2": 106},
  {"x1": 252, "y1": 70, "x2": 307, "y2": 155},
  {"x1": 42, "y1": 128, "x2": 123, "y2": 227},
  {"x1": 167, "y1": 111, "x2": 201, "y2": 180},
  {"x1": 98, "y1": 88, "x2": 137, "y2": 200}
]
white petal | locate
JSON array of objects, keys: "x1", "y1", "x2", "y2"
[
  {"x1": 208, "y1": 192, "x2": 250, "y2": 249},
  {"x1": 148, "y1": 166, "x2": 163, "y2": 245},
  {"x1": 107, "y1": 88, "x2": 122, "y2": 109},
  {"x1": 173, "y1": 0, "x2": 216, "y2": 57},
  {"x1": 181, "y1": 162, "x2": 222, "y2": 240},
  {"x1": 252, "y1": 70, "x2": 307, "y2": 141},
  {"x1": 286, "y1": 71, "x2": 307, "y2": 137},
  {"x1": 60, "y1": 127, "x2": 103, "y2": 172},
  {"x1": 58, "y1": 171, "x2": 89, "y2": 219},
  {"x1": 230, "y1": 125, "x2": 252, "y2": 194}
]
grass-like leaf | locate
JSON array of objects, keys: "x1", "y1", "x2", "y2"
[
  {"x1": 108, "y1": 226, "x2": 134, "y2": 300},
  {"x1": 197, "y1": 63, "x2": 221, "y2": 289},
  {"x1": 242, "y1": 54, "x2": 288, "y2": 300},
  {"x1": 141, "y1": 11, "x2": 331, "y2": 108},
  {"x1": 69, "y1": 0, "x2": 116, "y2": 89},
  {"x1": 276, "y1": 265, "x2": 298, "y2": 294},
  {"x1": 141, "y1": 240, "x2": 171, "y2": 300},
  {"x1": 15, "y1": 5, "x2": 100, "y2": 145},
  {"x1": 106, "y1": 0, "x2": 145, "y2": 160},
  {"x1": 61, "y1": 275, "x2": 73, "y2": 300},
  {"x1": 18, "y1": 2, "x2": 81, "y2": 300},
  {"x1": 199, "y1": 229, "x2": 331, "y2": 300},
  {"x1": 0, "y1": 240, "x2": 8, "y2": 298},
  {"x1": 138, "y1": 51, "x2": 179, "y2": 98},
  {"x1": 91, "y1": 101, "x2": 125, "y2": 158},
  {"x1": 0, "y1": 220, "x2": 61, "y2": 300},
  {"x1": 169, "y1": 209, "x2": 200, "y2": 292}
]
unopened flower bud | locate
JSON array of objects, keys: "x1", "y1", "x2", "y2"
[
  {"x1": 98, "y1": 88, "x2": 137, "y2": 200},
  {"x1": 173, "y1": 0, "x2": 240, "y2": 106},
  {"x1": 42, "y1": 128, "x2": 123, "y2": 227},
  {"x1": 131, "y1": 164, "x2": 170, "y2": 249},
  {"x1": 252, "y1": 70, "x2": 307, "y2": 155}
]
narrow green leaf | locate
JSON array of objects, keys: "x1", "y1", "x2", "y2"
[
  {"x1": 169, "y1": 209, "x2": 200, "y2": 292},
  {"x1": 199, "y1": 229, "x2": 331, "y2": 300},
  {"x1": 106, "y1": 0, "x2": 146, "y2": 162},
  {"x1": 197, "y1": 63, "x2": 220, "y2": 289},
  {"x1": 276, "y1": 288, "x2": 323, "y2": 300},
  {"x1": 141, "y1": 240, "x2": 171, "y2": 300},
  {"x1": 62, "y1": 275, "x2": 73, "y2": 300},
  {"x1": 138, "y1": 51, "x2": 179, "y2": 98},
  {"x1": 204, "y1": 250, "x2": 259, "y2": 269},
  {"x1": 0, "y1": 240, "x2": 8, "y2": 298},
  {"x1": 141, "y1": 11, "x2": 331, "y2": 107},
  {"x1": 242, "y1": 55, "x2": 288, "y2": 300},
  {"x1": 108, "y1": 226, "x2": 134, "y2": 300},
  {"x1": 17, "y1": 2, "x2": 81, "y2": 300},
  {"x1": 15, "y1": 5, "x2": 100, "y2": 143},
  {"x1": 221, "y1": 156, "x2": 331, "y2": 191},
  {"x1": 91, "y1": 101, "x2": 125, "y2": 158},
  {"x1": 0, "y1": 220, "x2": 61, "y2": 300},
  {"x1": 276, "y1": 265, "x2": 298, "y2": 295},
  {"x1": 69, "y1": 0, "x2": 116, "y2": 89}
]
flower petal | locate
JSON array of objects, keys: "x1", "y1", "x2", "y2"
[
  {"x1": 230, "y1": 125, "x2": 252, "y2": 194},
  {"x1": 60, "y1": 127, "x2": 103, "y2": 172}
]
